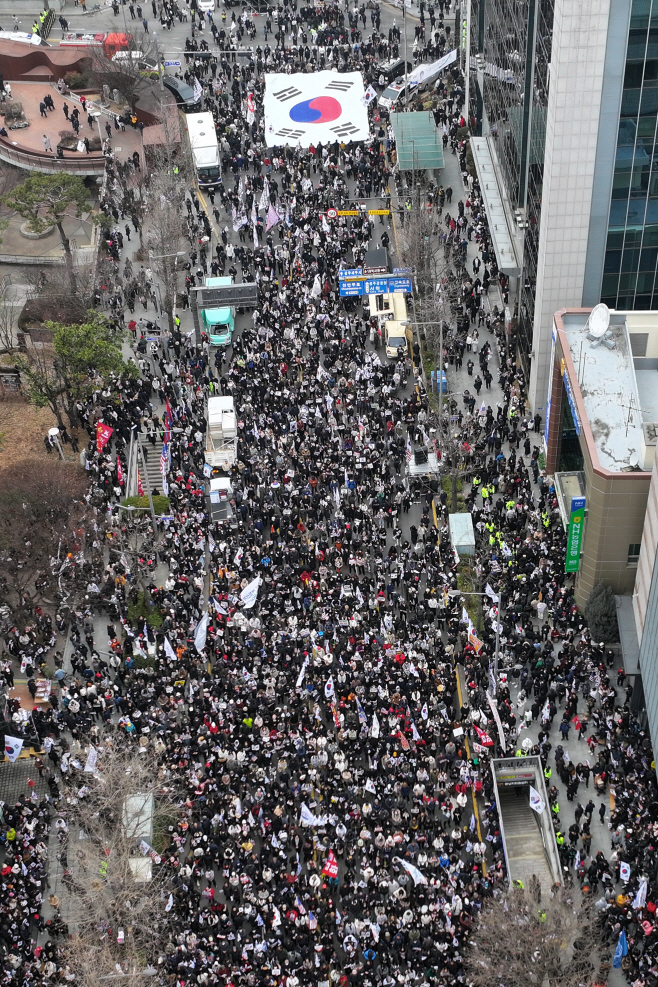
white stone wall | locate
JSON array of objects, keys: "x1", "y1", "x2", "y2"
[
  {"x1": 528, "y1": 0, "x2": 613, "y2": 415},
  {"x1": 634, "y1": 452, "x2": 658, "y2": 642}
]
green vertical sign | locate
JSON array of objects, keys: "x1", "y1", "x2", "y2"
[{"x1": 565, "y1": 496, "x2": 586, "y2": 573}]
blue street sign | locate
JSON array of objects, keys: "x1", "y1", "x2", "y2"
[
  {"x1": 392, "y1": 267, "x2": 412, "y2": 275},
  {"x1": 165, "y1": 59, "x2": 181, "y2": 66},
  {"x1": 338, "y1": 274, "x2": 413, "y2": 296},
  {"x1": 364, "y1": 278, "x2": 390, "y2": 295},
  {"x1": 364, "y1": 277, "x2": 412, "y2": 294},
  {"x1": 339, "y1": 280, "x2": 364, "y2": 297},
  {"x1": 338, "y1": 267, "x2": 363, "y2": 279},
  {"x1": 386, "y1": 277, "x2": 413, "y2": 293}
]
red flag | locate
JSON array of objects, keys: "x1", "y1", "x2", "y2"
[
  {"x1": 473, "y1": 724, "x2": 494, "y2": 747},
  {"x1": 164, "y1": 397, "x2": 173, "y2": 443},
  {"x1": 137, "y1": 471, "x2": 144, "y2": 497},
  {"x1": 116, "y1": 456, "x2": 124, "y2": 486},
  {"x1": 96, "y1": 422, "x2": 114, "y2": 453},
  {"x1": 321, "y1": 851, "x2": 339, "y2": 879},
  {"x1": 572, "y1": 716, "x2": 581, "y2": 731}
]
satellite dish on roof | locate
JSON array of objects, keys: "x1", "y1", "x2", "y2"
[
  {"x1": 629, "y1": 451, "x2": 640, "y2": 469},
  {"x1": 586, "y1": 303, "x2": 610, "y2": 339}
]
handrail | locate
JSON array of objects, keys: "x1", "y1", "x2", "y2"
[{"x1": 0, "y1": 140, "x2": 105, "y2": 173}]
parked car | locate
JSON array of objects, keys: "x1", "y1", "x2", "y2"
[{"x1": 162, "y1": 74, "x2": 200, "y2": 111}]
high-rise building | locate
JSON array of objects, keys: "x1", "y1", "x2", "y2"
[{"x1": 467, "y1": 0, "x2": 658, "y2": 419}]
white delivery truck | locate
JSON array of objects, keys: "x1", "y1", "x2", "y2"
[
  {"x1": 187, "y1": 111, "x2": 220, "y2": 187},
  {"x1": 205, "y1": 395, "x2": 237, "y2": 469}
]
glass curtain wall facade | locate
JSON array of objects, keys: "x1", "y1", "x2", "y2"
[
  {"x1": 602, "y1": 0, "x2": 658, "y2": 310},
  {"x1": 469, "y1": 0, "x2": 554, "y2": 374}
]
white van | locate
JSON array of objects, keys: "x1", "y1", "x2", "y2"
[
  {"x1": 378, "y1": 80, "x2": 411, "y2": 110},
  {"x1": 112, "y1": 49, "x2": 158, "y2": 72}
]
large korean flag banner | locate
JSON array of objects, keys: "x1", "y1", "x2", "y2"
[{"x1": 264, "y1": 71, "x2": 370, "y2": 148}]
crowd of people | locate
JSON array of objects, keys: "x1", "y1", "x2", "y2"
[{"x1": 1, "y1": 2, "x2": 657, "y2": 987}]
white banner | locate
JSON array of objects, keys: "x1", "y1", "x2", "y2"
[
  {"x1": 264, "y1": 71, "x2": 370, "y2": 148},
  {"x1": 84, "y1": 746, "x2": 98, "y2": 774},
  {"x1": 407, "y1": 49, "x2": 457, "y2": 86},
  {"x1": 485, "y1": 690, "x2": 507, "y2": 752}
]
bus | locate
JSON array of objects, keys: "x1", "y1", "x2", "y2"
[{"x1": 186, "y1": 111, "x2": 220, "y2": 188}]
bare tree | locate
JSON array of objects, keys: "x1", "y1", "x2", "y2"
[
  {"x1": 88, "y1": 37, "x2": 162, "y2": 111},
  {"x1": 22, "y1": 256, "x2": 96, "y2": 329},
  {"x1": 58, "y1": 741, "x2": 181, "y2": 987},
  {"x1": 0, "y1": 275, "x2": 17, "y2": 353},
  {"x1": 398, "y1": 203, "x2": 484, "y2": 511},
  {"x1": 141, "y1": 104, "x2": 191, "y2": 332},
  {"x1": 462, "y1": 886, "x2": 602, "y2": 987},
  {"x1": 0, "y1": 458, "x2": 88, "y2": 617}
]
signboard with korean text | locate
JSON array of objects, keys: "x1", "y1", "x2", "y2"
[{"x1": 565, "y1": 496, "x2": 586, "y2": 573}]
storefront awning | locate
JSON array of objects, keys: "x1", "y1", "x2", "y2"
[{"x1": 470, "y1": 136, "x2": 522, "y2": 276}]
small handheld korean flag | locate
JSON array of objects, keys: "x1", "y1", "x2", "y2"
[
  {"x1": 325, "y1": 675, "x2": 335, "y2": 700},
  {"x1": 4, "y1": 737, "x2": 23, "y2": 762},
  {"x1": 620, "y1": 861, "x2": 632, "y2": 883}
]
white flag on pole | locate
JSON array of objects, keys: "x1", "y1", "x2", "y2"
[
  {"x1": 194, "y1": 612, "x2": 209, "y2": 654},
  {"x1": 397, "y1": 858, "x2": 428, "y2": 886},
  {"x1": 633, "y1": 877, "x2": 648, "y2": 909},
  {"x1": 164, "y1": 637, "x2": 177, "y2": 661},
  {"x1": 300, "y1": 803, "x2": 329, "y2": 827},
  {"x1": 240, "y1": 576, "x2": 261, "y2": 609}
]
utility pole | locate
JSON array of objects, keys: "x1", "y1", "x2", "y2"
[{"x1": 493, "y1": 590, "x2": 505, "y2": 677}]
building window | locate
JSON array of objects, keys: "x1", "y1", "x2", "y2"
[{"x1": 628, "y1": 543, "x2": 641, "y2": 565}]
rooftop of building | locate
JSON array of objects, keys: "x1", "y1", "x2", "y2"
[{"x1": 557, "y1": 308, "x2": 658, "y2": 472}]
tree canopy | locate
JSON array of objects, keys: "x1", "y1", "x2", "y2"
[{"x1": 17, "y1": 312, "x2": 137, "y2": 428}]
